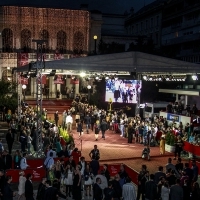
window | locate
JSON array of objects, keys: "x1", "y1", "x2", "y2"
[
  {"x1": 57, "y1": 30, "x2": 67, "y2": 53},
  {"x1": 156, "y1": 16, "x2": 159, "y2": 26},
  {"x1": 145, "y1": 106, "x2": 152, "y2": 112},
  {"x1": 21, "y1": 29, "x2": 31, "y2": 52},
  {"x1": 146, "y1": 20, "x2": 148, "y2": 29},
  {"x1": 2, "y1": 28, "x2": 13, "y2": 52},
  {"x1": 151, "y1": 18, "x2": 154, "y2": 28},
  {"x1": 73, "y1": 31, "x2": 84, "y2": 54},
  {"x1": 136, "y1": 24, "x2": 138, "y2": 33}
]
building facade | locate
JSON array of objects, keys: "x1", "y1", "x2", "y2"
[
  {"x1": 161, "y1": 0, "x2": 200, "y2": 63},
  {"x1": 125, "y1": 0, "x2": 166, "y2": 49}
]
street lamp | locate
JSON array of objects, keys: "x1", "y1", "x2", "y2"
[
  {"x1": 93, "y1": 35, "x2": 97, "y2": 54},
  {"x1": 22, "y1": 84, "x2": 27, "y2": 101},
  {"x1": 87, "y1": 85, "x2": 92, "y2": 103}
]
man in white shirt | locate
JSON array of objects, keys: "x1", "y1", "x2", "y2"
[
  {"x1": 20, "y1": 153, "x2": 29, "y2": 170},
  {"x1": 66, "y1": 114, "x2": 73, "y2": 132},
  {"x1": 44, "y1": 152, "x2": 54, "y2": 170},
  {"x1": 122, "y1": 177, "x2": 136, "y2": 200},
  {"x1": 46, "y1": 146, "x2": 57, "y2": 158}
]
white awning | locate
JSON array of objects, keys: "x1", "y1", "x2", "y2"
[
  {"x1": 16, "y1": 51, "x2": 200, "y2": 74},
  {"x1": 159, "y1": 89, "x2": 200, "y2": 96}
]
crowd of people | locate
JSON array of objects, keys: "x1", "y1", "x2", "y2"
[{"x1": 0, "y1": 94, "x2": 199, "y2": 199}]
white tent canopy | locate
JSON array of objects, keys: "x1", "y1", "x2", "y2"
[{"x1": 16, "y1": 51, "x2": 200, "y2": 74}]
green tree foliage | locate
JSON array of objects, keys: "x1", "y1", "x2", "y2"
[{"x1": 0, "y1": 79, "x2": 17, "y2": 112}]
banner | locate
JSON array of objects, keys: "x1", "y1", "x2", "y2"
[
  {"x1": 70, "y1": 78, "x2": 79, "y2": 84},
  {"x1": 17, "y1": 53, "x2": 29, "y2": 67},
  {"x1": 54, "y1": 53, "x2": 64, "y2": 60},
  {"x1": 54, "y1": 75, "x2": 64, "y2": 84},
  {"x1": 18, "y1": 75, "x2": 28, "y2": 85},
  {"x1": 36, "y1": 74, "x2": 47, "y2": 84},
  {"x1": 167, "y1": 113, "x2": 180, "y2": 122}
]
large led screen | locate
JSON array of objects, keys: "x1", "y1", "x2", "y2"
[{"x1": 105, "y1": 79, "x2": 142, "y2": 104}]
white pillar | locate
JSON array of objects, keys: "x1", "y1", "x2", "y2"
[
  {"x1": 75, "y1": 83, "x2": 79, "y2": 95},
  {"x1": 185, "y1": 95, "x2": 188, "y2": 107},
  {"x1": 66, "y1": 77, "x2": 71, "y2": 88},
  {"x1": 176, "y1": 94, "x2": 179, "y2": 102},
  {"x1": 50, "y1": 77, "x2": 56, "y2": 98}
]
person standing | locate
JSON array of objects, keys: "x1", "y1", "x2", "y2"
[
  {"x1": 170, "y1": 178, "x2": 183, "y2": 200},
  {"x1": 122, "y1": 177, "x2": 136, "y2": 200},
  {"x1": 66, "y1": 114, "x2": 73, "y2": 132},
  {"x1": 62, "y1": 110, "x2": 67, "y2": 129},
  {"x1": 10, "y1": 119, "x2": 17, "y2": 141},
  {"x1": 44, "y1": 180, "x2": 58, "y2": 200},
  {"x1": 89, "y1": 145, "x2": 100, "y2": 160},
  {"x1": 18, "y1": 171, "x2": 26, "y2": 200},
  {"x1": 73, "y1": 165, "x2": 82, "y2": 200},
  {"x1": 54, "y1": 111, "x2": 59, "y2": 127},
  {"x1": 36, "y1": 177, "x2": 47, "y2": 200},
  {"x1": 127, "y1": 123, "x2": 134, "y2": 143},
  {"x1": 19, "y1": 131, "x2": 27, "y2": 153},
  {"x1": 160, "y1": 136, "x2": 165, "y2": 155},
  {"x1": 94, "y1": 120, "x2": 100, "y2": 141},
  {"x1": 84, "y1": 113, "x2": 91, "y2": 134},
  {"x1": 77, "y1": 121, "x2": 83, "y2": 138},
  {"x1": 3, "y1": 176, "x2": 16, "y2": 200},
  {"x1": 2, "y1": 150, "x2": 12, "y2": 170},
  {"x1": 93, "y1": 177, "x2": 103, "y2": 200},
  {"x1": 91, "y1": 114, "x2": 96, "y2": 131},
  {"x1": 100, "y1": 119, "x2": 108, "y2": 140},
  {"x1": 6, "y1": 129, "x2": 14, "y2": 155},
  {"x1": 25, "y1": 174, "x2": 34, "y2": 200},
  {"x1": 145, "y1": 174, "x2": 157, "y2": 200},
  {"x1": 20, "y1": 153, "x2": 29, "y2": 170}
]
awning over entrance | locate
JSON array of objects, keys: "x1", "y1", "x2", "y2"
[
  {"x1": 159, "y1": 89, "x2": 200, "y2": 96},
  {"x1": 16, "y1": 51, "x2": 200, "y2": 74}
]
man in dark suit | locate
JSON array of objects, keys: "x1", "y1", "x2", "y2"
[
  {"x1": 66, "y1": 155, "x2": 76, "y2": 169},
  {"x1": 93, "y1": 177, "x2": 103, "y2": 200},
  {"x1": 25, "y1": 174, "x2": 34, "y2": 200},
  {"x1": 54, "y1": 111, "x2": 59, "y2": 127},
  {"x1": 2, "y1": 150, "x2": 12, "y2": 170},
  {"x1": 145, "y1": 174, "x2": 157, "y2": 200},
  {"x1": 3, "y1": 175, "x2": 16, "y2": 200},
  {"x1": 90, "y1": 155, "x2": 100, "y2": 176},
  {"x1": 44, "y1": 180, "x2": 58, "y2": 200},
  {"x1": 100, "y1": 119, "x2": 108, "y2": 140}
]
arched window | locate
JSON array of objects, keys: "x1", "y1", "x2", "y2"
[
  {"x1": 57, "y1": 30, "x2": 67, "y2": 53},
  {"x1": 2, "y1": 28, "x2": 13, "y2": 52},
  {"x1": 21, "y1": 29, "x2": 31, "y2": 52},
  {"x1": 39, "y1": 30, "x2": 49, "y2": 52},
  {"x1": 73, "y1": 31, "x2": 84, "y2": 54}
]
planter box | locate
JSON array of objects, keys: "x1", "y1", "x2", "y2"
[{"x1": 165, "y1": 144, "x2": 175, "y2": 153}]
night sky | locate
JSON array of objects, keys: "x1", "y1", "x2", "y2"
[{"x1": 0, "y1": 0, "x2": 155, "y2": 14}]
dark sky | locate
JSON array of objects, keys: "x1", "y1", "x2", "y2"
[{"x1": 0, "y1": 0, "x2": 155, "y2": 14}]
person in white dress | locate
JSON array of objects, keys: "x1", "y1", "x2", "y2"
[
  {"x1": 18, "y1": 171, "x2": 26, "y2": 200},
  {"x1": 161, "y1": 181, "x2": 170, "y2": 200},
  {"x1": 64, "y1": 164, "x2": 73, "y2": 197}
]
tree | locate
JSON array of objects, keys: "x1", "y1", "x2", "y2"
[{"x1": 0, "y1": 79, "x2": 17, "y2": 112}]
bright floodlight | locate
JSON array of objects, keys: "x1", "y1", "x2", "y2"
[
  {"x1": 87, "y1": 85, "x2": 92, "y2": 89},
  {"x1": 192, "y1": 74, "x2": 198, "y2": 81},
  {"x1": 22, "y1": 84, "x2": 27, "y2": 89},
  {"x1": 143, "y1": 75, "x2": 147, "y2": 80},
  {"x1": 80, "y1": 72, "x2": 86, "y2": 77}
]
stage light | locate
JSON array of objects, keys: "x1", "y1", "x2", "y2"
[
  {"x1": 87, "y1": 85, "x2": 92, "y2": 89},
  {"x1": 80, "y1": 72, "x2": 86, "y2": 77},
  {"x1": 192, "y1": 74, "x2": 198, "y2": 81},
  {"x1": 143, "y1": 75, "x2": 147, "y2": 80},
  {"x1": 105, "y1": 76, "x2": 109, "y2": 80},
  {"x1": 149, "y1": 77, "x2": 153, "y2": 81},
  {"x1": 95, "y1": 76, "x2": 99, "y2": 80}
]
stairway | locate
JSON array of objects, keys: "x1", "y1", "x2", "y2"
[{"x1": 26, "y1": 99, "x2": 73, "y2": 114}]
